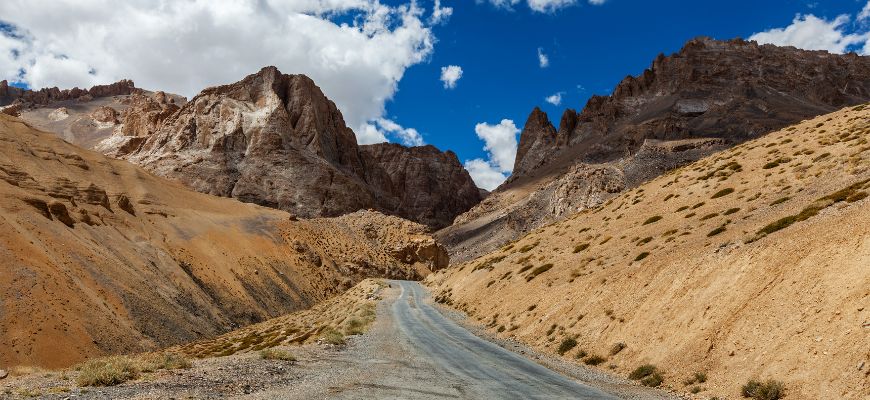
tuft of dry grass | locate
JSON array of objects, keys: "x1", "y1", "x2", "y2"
[
  {"x1": 557, "y1": 337, "x2": 578, "y2": 355},
  {"x1": 525, "y1": 263, "x2": 554, "y2": 282},
  {"x1": 259, "y1": 348, "x2": 296, "y2": 361},
  {"x1": 138, "y1": 353, "x2": 191, "y2": 373},
  {"x1": 319, "y1": 327, "x2": 346, "y2": 346},
  {"x1": 711, "y1": 188, "x2": 735, "y2": 199},
  {"x1": 75, "y1": 356, "x2": 140, "y2": 387},
  {"x1": 583, "y1": 354, "x2": 606, "y2": 365},
  {"x1": 741, "y1": 379, "x2": 785, "y2": 400},
  {"x1": 643, "y1": 215, "x2": 663, "y2": 225}
]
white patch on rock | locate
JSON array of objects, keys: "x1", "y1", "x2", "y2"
[
  {"x1": 48, "y1": 107, "x2": 69, "y2": 121},
  {"x1": 675, "y1": 99, "x2": 709, "y2": 114}
]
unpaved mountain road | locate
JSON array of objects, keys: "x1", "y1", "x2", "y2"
[
  {"x1": 389, "y1": 281, "x2": 614, "y2": 399},
  {"x1": 2, "y1": 281, "x2": 674, "y2": 399},
  {"x1": 253, "y1": 280, "x2": 671, "y2": 399}
]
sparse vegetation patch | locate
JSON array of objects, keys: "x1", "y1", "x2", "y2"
[
  {"x1": 756, "y1": 179, "x2": 870, "y2": 238},
  {"x1": 260, "y1": 348, "x2": 296, "y2": 361},
  {"x1": 741, "y1": 379, "x2": 785, "y2": 400},
  {"x1": 711, "y1": 188, "x2": 734, "y2": 199},
  {"x1": 75, "y1": 356, "x2": 140, "y2": 387},
  {"x1": 708, "y1": 226, "x2": 726, "y2": 237},
  {"x1": 583, "y1": 355, "x2": 606, "y2": 366},
  {"x1": 642, "y1": 215, "x2": 663, "y2": 225},
  {"x1": 525, "y1": 263, "x2": 554, "y2": 282},
  {"x1": 557, "y1": 337, "x2": 578, "y2": 355},
  {"x1": 518, "y1": 242, "x2": 539, "y2": 253}
]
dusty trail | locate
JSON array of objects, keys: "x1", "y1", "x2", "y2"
[
  {"x1": 390, "y1": 281, "x2": 615, "y2": 399},
  {"x1": 3, "y1": 281, "x2": 669, "y2": 399}
]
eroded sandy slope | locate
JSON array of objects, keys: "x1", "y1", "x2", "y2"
[
  {"x1": 428, "y1": 104, "x2": 870, "y2": 399},
  {"x1": 0, "y1": 115, "x2": 438, "y2": 369}
]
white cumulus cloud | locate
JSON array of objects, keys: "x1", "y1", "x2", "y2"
[
  {"x1": 364, "y1": 118, "x2": 425, "y2": 146},
  {"x1": 860, "y1": 1, "x2": 870, "y2": 21},
  {"x1": 480, "y1": 0, "x2": 604, "y2": 12},
  {"x1": 440, "y1": 65, "x2": 463, "y2": 89},
  {"x1": 537, "y1": 47, "x2": 549, "y2": 68},
  {"x1": 749, "y1": 12, "x2": 870, "y2": 54},
  {"x1": 464, "y1": 159, "x2": 508, "y2": 191},
  {"x1": 527, "y1": 0, "x2": 576, "y2": 13},
  {"x1": 431, "y1": 0, "x2": 453, "y2": 24},
  {"x1": 0, "y1": 0, "x2": 440, "y2": 145},
  {"x1": 464, "y1": 119, "x2": 519, "y2": 190},
  {"x1": 545, "y1": 92, "x2": 563, "y2": 106}
]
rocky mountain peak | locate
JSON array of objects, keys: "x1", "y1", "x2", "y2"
[
  {"x1": 512, "y1": 37, "x2": 870, "y2": 179},
  {"x1": 446, "y1": 37, "x2": 870, "y2": 262},
  {"x1": 98, "y1": 66, "x2": 481, "y2": 228},
  {"x1": 513, "y1": 107, "x2": 557, "y2": 174},
  {"x1": 360, "y1": 142, "x2": 482, "y2": 228}
]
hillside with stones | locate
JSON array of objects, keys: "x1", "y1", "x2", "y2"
[
  {"x1": 0, "y1": 114, "x2": 445, "y2": 369},
  {"x1": 428, "y1": 104, "x2": 870, "y2": 399},
  {"x1": 440, "y1": 37, "x2": 870, "y2": 262}
]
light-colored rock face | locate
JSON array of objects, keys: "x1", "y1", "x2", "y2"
[
  {"x1": 443, "y1": 37, "x2": 870, "y2": 262},
  {"x1": 94, "y1": 92, "x2": 181, "y2": 157},
  {"x1": 103, "y1": 66, "x2": 480, "y2": 228},
  {"x1": 120, "y1": 66, "x2": 374, "y2": 217},
  {"x1": 47, "y1": 107, "x2": 69, "y2": 121},
  {"x1": 89, "y1": 106, "x2": 119, "y2": 125},
  {"x1": 10, "y1": 68, "x2": 481, "y2": 228}
]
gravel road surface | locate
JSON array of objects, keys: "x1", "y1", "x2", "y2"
[{"x1": 2, "y1": 281, "x2": 674, "y2": 399}]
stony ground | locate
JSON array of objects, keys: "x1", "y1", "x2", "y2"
[
  {"x1": 0, "y1": 282, "x2": 674, "y2": 399},
  {"x1": 427, "y1": 104, "x2": 870, "y2": 399}
]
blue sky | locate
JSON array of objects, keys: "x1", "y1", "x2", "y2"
[
  {"x1": 384, "y1": 0, "x2": 869, "y2": 188},
  {"x1": 2, "y1": 0, "x2": 869, "y2": 189}
]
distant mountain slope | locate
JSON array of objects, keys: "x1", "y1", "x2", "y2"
[
  {"x1": 8, "y1": 68, "x2": 481, "y2": 229},
  {"x1": 427, "y1": 104, "x2": 870, "y2": 399},
  {"x1": 441, "y1": 37, "x2": 870, "y2": 262},
  {"x1": 0, "y1": 114, "x2": 445, "y2": 369}
]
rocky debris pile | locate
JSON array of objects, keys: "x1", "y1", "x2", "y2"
[
  {"x1": 90, "y1": 106, "x2": 120, "y2": 125},
  {"x1": 333, "y1": 210, "x2": 450, "y2": 272}
]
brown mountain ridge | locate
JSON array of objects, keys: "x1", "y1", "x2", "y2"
[
  {"x1": 440, "y1": 37, "x2": 870, "y2": 262},
  {"x1": 0, "y1": 114, "x2": 446, "y2": 368},
  {"x1": 9, "y1": 67, "x2": 482, "y2": 229}
]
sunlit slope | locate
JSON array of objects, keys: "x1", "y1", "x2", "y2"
[
  {"x1": 0, "y1": 115, "x2": 422, "y2": 369},
  {"x1": 427, "y1": 104, "x2": 870, "y2": 399}
]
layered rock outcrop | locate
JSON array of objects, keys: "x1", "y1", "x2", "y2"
[{"x1": 110, "y1": 66, "x2": 479, "y2": 228}]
